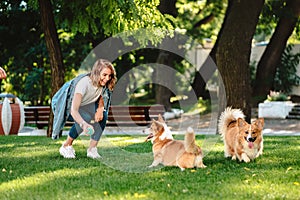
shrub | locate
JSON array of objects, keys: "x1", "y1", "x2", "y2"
[{"x1": 266, "y1": 90, "x2": 289, "y2": 101}]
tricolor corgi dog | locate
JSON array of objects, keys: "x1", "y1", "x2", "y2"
[
  {"x1": 218, "y1": 107, "x2": 264, "y2": 162},
  {"x1": 144, "y1": 115, "x2": 206, "y2": 171}
]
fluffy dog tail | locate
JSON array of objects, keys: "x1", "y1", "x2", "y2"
[
  {"x1": 218, "y1": 107, "x2": 245, "y2": 137},
  {"x1": 184, "y1": 127, "x2": 199, "y2": 154}
]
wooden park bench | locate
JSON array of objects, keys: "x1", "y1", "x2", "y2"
[{"x1": 24, "y1": 105, "x2": 165, "y2": 129}]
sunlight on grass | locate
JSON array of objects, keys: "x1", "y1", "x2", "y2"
[
  {"x1": 2, "y1": 147, "x2": 58, "y2": 158},
  {"x1": 0, "y1": 168, "x2": 91, "y2": 193},
  {"x1": 220, "y1": 170, "x2": 300, "y2": 199},
  {"x1": 0, "y1": 143, "x2": 16, "y2": 148},
  {"x1": 74, "y1": 135, "x2": 158, "y2": 173},
  {"x1": 184, "y1": 98, "x2": 211, "y2": 114},
  {"x1": 96, "y1": 136, "x2": 156, "y2": 173},
  {"x1": 100, "y1": 135, "x2": 146, "y2": 146},
  {"x1": 78, "y1": 135, "x2": 147, "y2": 149},
  {"x1": 0, "y1": 136, "x2": 299, "y2": 199}
]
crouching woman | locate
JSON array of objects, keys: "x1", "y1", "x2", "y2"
[{"x1": 51, "y1": 59, "x2": 117, "y2": 159}]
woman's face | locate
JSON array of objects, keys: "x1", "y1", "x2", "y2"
[{"x1": 99, "y1": 67, "x2": 112, "y2": 86}]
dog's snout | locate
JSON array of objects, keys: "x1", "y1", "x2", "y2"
[{"x1": 248, "y1": 137, "x2": 255, "y2": 142}]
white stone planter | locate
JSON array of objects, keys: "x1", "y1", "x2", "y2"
[
  {"x1": 163, "y1": 108, "x2": 184, "y2": 120},
  {"x1": 258, "y1": 101, "x2": 295, "y2": 119}
]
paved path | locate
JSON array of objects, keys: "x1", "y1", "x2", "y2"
[
  {"x1": 18, "y1": 113, "x2": 300, "y2": 136},
  {"x1": 260, "y1": 118, "x2": 300, "y2": 136},
  {"x1": 165, "y1": 113, "x2": 300, "y2": 136}
]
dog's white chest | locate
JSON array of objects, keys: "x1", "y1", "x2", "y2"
[{"x1": 243, "y1": 144, "x2": 259, "y2": 159}]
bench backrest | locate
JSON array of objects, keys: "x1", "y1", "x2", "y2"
[
  {"x1": 24, "y1": 106, "x2": 51, "y2": 128},
  {"x1": 108, "y1": 105, "x2": 165, "y2": 126},
  {"x1": 24, "y1": 105, "x2": 165, "y2": 128}
]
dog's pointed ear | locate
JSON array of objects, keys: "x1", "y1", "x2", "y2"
[
  {"x1": 150, "y1": 119, "x2": 156, "y2": 126},
  {"x1": 237, "y1": 118, "x2": 247, "y2": 127},
  {"x1": 157, "y1": 114, "x2": 164, "y2": 123},
  {"x1": 154, "y1": 120, "x2": 164, "y2": 130},
  {"x1": 254, "y1": 118, "x2": 264, "y2": 129}
]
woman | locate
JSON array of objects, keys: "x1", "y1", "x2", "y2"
[{"x1": 57, "y1": 59, "x2": 117, "y2": 159}]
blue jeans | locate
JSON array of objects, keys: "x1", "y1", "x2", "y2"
[{"x1": 68, "y1": 102, "x2": 108, "y2": 141}]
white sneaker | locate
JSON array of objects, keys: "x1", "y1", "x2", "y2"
[
  {"x1": 59, "y1": 145, "x2": 76, "y2": 159},
  {"x1": 87, "y1": 147, "x2": 102, "y2": 159},
  {"x1": 69, "y1": 146, "x2": 76, "y2": 155}
]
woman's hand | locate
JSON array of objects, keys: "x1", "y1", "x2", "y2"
[
  {"x1": 81, "y1": 121, "x2": 94, "y2": 136},
  {"x1": 71, "y1": 93, "x2": 95, "y2": 135},
  {"x1": 95, "y1": 108, "x2": 104, "y2": 122},
  {"x1": 95, "y1": 96, "x2": 104, "y2": 122}
]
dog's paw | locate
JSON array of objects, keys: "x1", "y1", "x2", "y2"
[
  {"x1": 241, "y1": 153, "x2": 251, "y2": 163},
  {"x1": 231, "y1": 155, "x2": 237, "y2": 160},
  {"x1": 180, "y1": 167, "x2": 185, "y2": 171},
  {"x1": 148, "y1": 163, "x2": 159, "y2": 168},
  {"x1": 256, "y1": 150, "x2": 263, "y2": 158},
  {"x1": 255, "y1": 153, "x2": 261, "y2": 158},
  {"x1": 224, "y1": 152, "x2": 232, "y2": 158},
  {"x1": 148, "y1": 159, "x2": 161, "y2": 168},
  {"x1": 198, "y1": 163, "x2": 207, "y2": 168}
]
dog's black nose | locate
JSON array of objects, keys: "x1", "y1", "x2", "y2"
[{"x1": 248, "y1": 137, "x2": 255, "y2": 142}]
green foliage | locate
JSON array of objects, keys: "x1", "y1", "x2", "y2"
[
  {"x1": 8, "y1": 0, "x2": 298, "y2": 108},
  {"x1": 0, "y1": 1, "x2": 46, "y2": 104},
  {"x1": 255, "y1": 0, "x2": 281, "y2": 42},
  {"x1": 0, "y1": 1, "x2": 93, "y2": 104},
  {"x1": 1, "y1": 0, "x2": 229, "y2": 106},
  {"x1": 54, "y1": 0, "x2": 173, "y2": 37},
  {"x1": 116, "y1": 27, "x2": 173, "y2": 48},
  {"x1": 266, "y1": 91, "x2": 289, "y2": 102},
  {"x1": 175, "y1": 0, "x2": 226, "y2": 43},
  {"x1": 274, "y1": 44, "x2": 300, "y2": 93},
  {"x1": 1, "y1": 0, "x2": 178, "y2": 106},
  {"x1": 24, "y1": 68, "x2": 46, "y2": 104},
  {"x1": 255, "y1": 0, "x2": 300, "y2": 42},
  {"x1": 295, "y1": 20, "x2": 300, "y2": 41},
  {"x1": 0, "y1": 136, "x2": 299, "y2": 199},
  {"x1": 183, "y1": 97, "x2": 211, "y2": 115}
]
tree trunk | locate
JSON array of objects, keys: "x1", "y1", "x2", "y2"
[
  {"x1": 253, "y1": 0, "x2": 300, "y2": 104},
  {"x1": 154, "y1": 0, "x2": 178, "y2": 111},
  {"x1": 155, "y1": 52, "x2": 176, "y2": 111},
  {"x1": 190, "y1": 3, "x2": 225, "y2": 100},
  {"x1": 38, "y1": 0, "x2": 65, "y2": 137},
  {"x1": 38, "y1": 56, "x2": 45, "y2": 105},
  {"x1": 158, "y1": 0, "x2": 177, "y2": 17},
  {"x1": 216, "y1": 0, "x2": 264, "y2": 122},
  {"x1": 190, "y1": 37, "x2": 218, "y2": 100}
]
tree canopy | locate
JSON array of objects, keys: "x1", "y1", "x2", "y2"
[{"x1": 0, "y1": 0, "x2": 299, "y2": 114}]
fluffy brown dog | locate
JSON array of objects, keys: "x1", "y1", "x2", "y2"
[
  {"x1": 218, "y1": 107, "x2": 264, "y2": 162},
  {"x1": 144, "y1": 115, "x2": 206, "y2": 171}
]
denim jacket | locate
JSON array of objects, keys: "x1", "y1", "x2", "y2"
[{"x1": 51, "y1": 73, "x2": 112, "y2": 139}]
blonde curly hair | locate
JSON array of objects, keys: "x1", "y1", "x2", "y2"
[{"x1": 89, "y1": 59, "x2": 117, "y2": 90}]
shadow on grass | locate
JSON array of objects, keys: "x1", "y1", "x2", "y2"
[{"x1": 0, "y1": 136, "x2": 299, "y2": 199}]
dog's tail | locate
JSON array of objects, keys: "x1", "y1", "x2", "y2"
[
  {"x1": 184, "y1": 127, "x2": 199, "y2": 154},
  {"x1": 218, "y1": 107, "x2": 245, "y2": 137}
]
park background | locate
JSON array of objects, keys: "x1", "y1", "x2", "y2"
[
  {"x1": 1, "y1": 0, "x2": 300, "y2": 126},
  {"x1": 0, "y1": 0, "x2": 300, "y2": 199}
]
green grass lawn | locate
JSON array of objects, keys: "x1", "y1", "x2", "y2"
[{"x1": 0, "y1": 135, "x2": 299, "y2": 200}]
